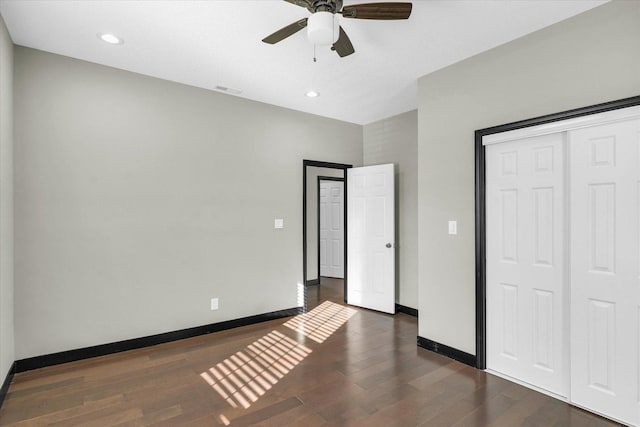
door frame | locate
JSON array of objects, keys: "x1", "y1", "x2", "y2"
[
  {"x1": 303, "y1": 160, "x2": 352, "y2": 303},
  {"x1": 474, "y1": 95, "x2": 640, "y2": 370},
  {"x1": 317, "y1": 176, "x2": 345, "y2": 280}
]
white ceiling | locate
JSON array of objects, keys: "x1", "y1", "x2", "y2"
[{"x1": 0, "y1": 0, "x2": 606, "y2": 125}]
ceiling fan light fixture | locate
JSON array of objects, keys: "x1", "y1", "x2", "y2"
[{"x1": 307, "y1": 11, "x2": 338, "y2": 45}]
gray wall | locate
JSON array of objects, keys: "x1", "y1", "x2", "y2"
[
  {"x1": 418, "y1": 0, "x2": 640, "y2": 354},
  {"x1": 364, "y1": 110, "x2": 417, "y2": 309},
  {"x1": 305, "y1": 166, "x2": 344, "y2": 283},
  {"x1": 0, "y1": 15, "x2": 13, "y2": 380},
  {"x1": 14, "y1": 47, "x2": 362, "y2": 359}
]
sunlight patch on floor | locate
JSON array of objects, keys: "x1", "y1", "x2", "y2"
[
  {"x1": 201, "y1": 300, "x2": 357, "y2": 424},
  {"x1": 283, "y1": 300, "x2": 357, "y2": 343},
  {"x1": 200, "y1": 330, "x2": 311, "y2": 411}
]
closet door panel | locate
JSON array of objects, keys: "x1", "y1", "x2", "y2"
[
  {"x1": 486, "y1": 133, "x2": 567, "y2": 396},
  {"x1": 570, "y1": 118, "x2": 640, "y2": 426}
]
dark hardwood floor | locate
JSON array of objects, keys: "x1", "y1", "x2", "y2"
[
  {"x1": 305, "y1": 276, "x2": 345, "y2": 309},
  {"x1": 0, "y1": 278, "x2": 621, "y2": 426}
]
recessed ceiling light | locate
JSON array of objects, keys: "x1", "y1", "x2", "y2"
[
  {"x1": 97, "y1": 33, "x2": 123, "y2": 45},
  {"x1": 305, "y1": 91, "x2": 319, "y2": 98}
]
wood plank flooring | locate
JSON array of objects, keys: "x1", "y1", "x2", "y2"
[{"x1": 0, "y1": 278, "x2": 621, "y2": 426}]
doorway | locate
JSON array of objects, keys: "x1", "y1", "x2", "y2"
[{"x1": 303, "y1": 160, "x2": 351, "y2": 309}]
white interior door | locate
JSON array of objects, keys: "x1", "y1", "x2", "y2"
[
  {"x1": 486, "y1": 133, "x2": 568, "y2": 397},
  {"x1": 319, "y1": 180, "x2": 344, "y2": 278},
  {"x1": 347, "y1": 164, "x2": 395, "y2": 314},
  {"x1": 569, "y1": 118, "x2": 640, "y2": 426}
]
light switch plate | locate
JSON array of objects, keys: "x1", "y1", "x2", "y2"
[
  {"x1": 448, "y1": 220, "x2": 457, "y2": 235},
  {"x1": 274, "y1": 218, "x2": 284, "y2": 229},
  {"x1": 210, "y1": 298, "x2": 219, "y2": 311}
]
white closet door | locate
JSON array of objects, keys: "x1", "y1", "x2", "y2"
[
  {"x1": 486, "y1": 133, "x2": 567, "y2": 397},
  {"x1": 570, "y1": 118, "x2": 640, "y2": 426}
]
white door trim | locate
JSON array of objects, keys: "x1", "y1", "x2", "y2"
[{"x1": 482, "y1": 105, "x2": 640, "y2": 146}]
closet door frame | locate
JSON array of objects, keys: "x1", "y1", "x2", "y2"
[{"x1": 475, "y1": 95, "x2": 640, "y2": 370}]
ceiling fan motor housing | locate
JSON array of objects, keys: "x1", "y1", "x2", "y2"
[
  {"x1": 307, "y1": 11, "x2": 339, "y2": 45},
  {"x1": 310, "y1": 0, "x2": 342, "y2": 14},
  {"x1": 262, "y1": 0, "x2": 411, "y2": 58}
]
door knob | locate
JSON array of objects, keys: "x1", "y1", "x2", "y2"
[{"x1": 386, "y1": 243, "x2": 392, "y2": 248}]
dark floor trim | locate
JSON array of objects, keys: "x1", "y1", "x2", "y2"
[
  {"x1": 395, "y1": 304, "x2": 418, "y2": 317},
  {"x1": 417, "y1": 336, "x2": 476, "y2": 367},
  {"x1": 15, "y1": 307, "x2": 303, "y2": 373},
  {"x1": 0, "y1": 362, "x2": 15, "y2": 409},
  {"x1": 305, "y1": 278, "x2": 320, "y2": 286}
]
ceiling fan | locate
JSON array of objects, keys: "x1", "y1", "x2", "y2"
[{"x1": 262, "y1": 1, "x2": 412, "y2": 58}]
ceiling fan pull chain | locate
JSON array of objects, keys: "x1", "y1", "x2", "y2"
[{"x1": 313, "y1": 44, "x2": 317, "y2": 62}]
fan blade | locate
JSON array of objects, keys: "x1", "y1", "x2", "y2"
[
  {"x1": 262, "y1": 18, "x2": 308, "y2": 44},
  {"x1": 284, "y1": 0, "x2": 312, "y2": 10},
  {"x1": 341, "y1": 2, "x2": 412, "y2": 20},
  {"x1": 332, "y1": 27, "x2": 355, "y2": 57}
]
